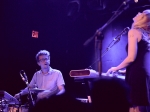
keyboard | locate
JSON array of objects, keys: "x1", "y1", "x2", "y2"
[{"x1": 70, "y1": 69, "x2": 125, "y2": 80}]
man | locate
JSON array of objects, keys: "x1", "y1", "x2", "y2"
[{"x1": 14, "y1": 50, "x2": 65, "y2": 101}]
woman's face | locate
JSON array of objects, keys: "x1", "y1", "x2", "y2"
[{"x1": 133, "y1": 11, "x2": 146, "y2": 22}]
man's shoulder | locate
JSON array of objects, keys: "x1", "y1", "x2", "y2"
[
  {"x1": 51, "y1": 68, "x2": 61, "y2": 74},
  {"x1": 34, "y1": 70, "x2": 41, "y2": 76}
]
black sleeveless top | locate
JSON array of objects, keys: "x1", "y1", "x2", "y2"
[{"x1": 126, "y1": 39, "x2": 150, "y2": 106}]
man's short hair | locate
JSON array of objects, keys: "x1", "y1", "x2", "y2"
[{"x1": 36, "y1": 50, "x2": 50, "y2": 62}]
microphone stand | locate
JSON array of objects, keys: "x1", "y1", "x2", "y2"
[
  {"x1": 87, "y1": 33, "x2": 122, "y2": 69},
  {"x1": 87, "y1": 27, "x2": 130, "y2": 69},
  {"x1": 25, "y1": 81, "x2": 35, "y2": 107},
  {"x1": 20, "y1": 71, "x2": 35, "y2": 107},
  {"x1": 84, "y1": 1, "x2": 129, "y2": 76},
  {"x1": 101, "y1": 36, "x2": 122, "y2": 57},
  {"x1": 102, "y1": 27, "x2": 130, "y2": 57}
]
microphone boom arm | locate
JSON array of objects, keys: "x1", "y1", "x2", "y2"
[{"x1": 83, "y1": 2, "x2": 129, "y2": 46}]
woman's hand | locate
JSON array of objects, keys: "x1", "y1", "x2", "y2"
[{"x1": 106, "y1": 67, "x2": 119, "y2": 75}]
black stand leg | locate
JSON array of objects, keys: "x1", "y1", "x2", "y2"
[
  {"x1": 28, "y1": 88, "x2": 35, "y2": 107},
  {"x1": 95, "y1": 35, "x2": 103, "y2": 77},
  {"x1": 0, "y1": 98, "x2": 3, "y2": 112},
  {"x1": 84, "y1": 79, "x2": 93, "y2": 103}
]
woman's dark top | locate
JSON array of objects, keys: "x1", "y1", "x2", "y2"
[{"x1": 126, "y1": 39, "x2": 150, "y2": 106}]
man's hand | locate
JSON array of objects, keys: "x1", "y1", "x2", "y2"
[
  {"x1": 37, "y1": 90, "x2": 51, "y2": 100},
  {"x1": 14, "y1": 93, "x2": 21, "y2": 99}
]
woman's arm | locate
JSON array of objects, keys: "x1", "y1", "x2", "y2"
[{"x1": 107, "y1": 29, "x2": 142, "y2": 73}]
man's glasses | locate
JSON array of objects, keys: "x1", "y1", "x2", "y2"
[{"x1": 39, "y1": 58, "x2": 49, "y2": 62}]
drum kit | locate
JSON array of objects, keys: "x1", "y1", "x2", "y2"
[{"x1": 0, "y1": 89, "x2": 45, "y2": 112}]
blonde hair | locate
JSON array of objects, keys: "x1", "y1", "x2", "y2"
[
  {"x1": 132, "y1": 9, "x2": 150, "y2": 30},
  {"x1": 132, "y1": 9, "x2": 150, "y2": 50}
]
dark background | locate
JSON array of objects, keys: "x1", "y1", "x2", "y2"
[{"x1": 0, "y1": 0, "x2": 150, "y2": 98}]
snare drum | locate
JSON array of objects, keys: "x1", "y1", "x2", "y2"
[
  {"x1": 0, "y1": 105, "x2": 8, "y2": 112},
  {"x1": 0, "y1": 103, "x2": 9, "y2": 112},
  {"x1": 8, "y1": 105, "x2": 28, "y2": 112},
  {"x1": 19, "y1": 105, "x2": 29, "y2": 112},
  {"x1": 8, "y1": 105, "x2": 19, "y2": 112}
]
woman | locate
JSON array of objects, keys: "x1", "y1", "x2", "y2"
[{"x1": 107, "y1": 9, "x2": 150, "y2": 112}]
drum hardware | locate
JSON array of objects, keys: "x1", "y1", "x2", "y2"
[
  {"x1": 0, "y1": 99, "x2": 8, "y2": 112},
  {"x1": 20, "y1": 70, "x2": 35, "y2": 106},
  {"x1": 0, "y1": 91, "x2": 19, "y2": 112},
  {"x1": 8, "y1": 104, "x2": 29, "y2": 112}
]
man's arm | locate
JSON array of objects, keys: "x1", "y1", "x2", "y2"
[
  {"x1": 14, "y1": 73, "x2": 37, "y2": 99},
  {"x1": 56, "y1": 85, "x2": 65, "y2": 95},
  {"x1": 37, "y1": 85, "x2": 65, "y2": 100},
  {"x1": 20, "y1": 74, "x2": 37, "y2": 95},
  {"x1": 56, "y1": 70, "x2": 65, "y2": 95}
]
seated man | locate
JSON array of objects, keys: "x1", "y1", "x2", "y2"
[{"x1": 14, "y1": 50, "x2": 65, "y2": 102}]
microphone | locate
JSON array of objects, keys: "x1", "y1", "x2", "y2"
[
  {"x1": 20, "y1": 70, "x2": 29, "y2": 85},
  {"x1": 20, "y1": 72, "x2": 26, "y2": 82},
  {"x1": 113, "y1": 27, "x2": 130, "y2": 41},
  {"x1": 123, "y1": 0, "x2": 131, "y2": 5},
  {"x1": 134, "y1": 0, "x2": 138, "y2": 3},
  {"x1": 123, "y1": 0, "x2": 138, "y2": 5}
]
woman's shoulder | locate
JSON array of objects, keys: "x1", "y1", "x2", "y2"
[
  {"x1": 128, "y1": 28, "x2": 143, "y2": 40},
  {"x1": 128, "y1": 28, "x2": 142, "y2": 34}
]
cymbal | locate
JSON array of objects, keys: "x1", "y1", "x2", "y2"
[{"x1": 30, "y1": 88, "x2": 45, "y2": 93}]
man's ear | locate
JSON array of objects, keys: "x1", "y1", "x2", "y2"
[{"x1": 37, "y1": 62, "x2": 40, "y2": 66}]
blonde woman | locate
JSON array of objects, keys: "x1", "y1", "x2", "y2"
[{"x1": 107, "y1": 9, "x2": 150, "y2": 112}]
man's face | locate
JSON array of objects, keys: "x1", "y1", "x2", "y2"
[{"x1": 37, "y1": 55, "x2": 50, "y2": 69}]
